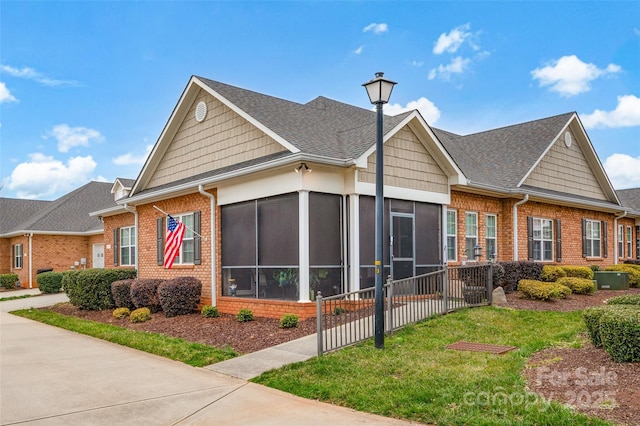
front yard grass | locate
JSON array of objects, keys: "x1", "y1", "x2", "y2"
[
  {"x1": 253, "y1": 307, "x2": 612, "y2": 426},
  {"x1": 11, "y1": 308, "x2": 237, "y2": 367}
]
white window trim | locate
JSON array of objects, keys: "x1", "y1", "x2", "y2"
[
  {"x1": 446, "y1": 210, "x2": 457, "y2": 262},
  {"x1": 485, "y1": 214, "x2": 497, "y2": 260},
  {"x1": 627, "y1": 226, "x2": 633, "y2": 258},
  {"x1": 465, "y1": 212, "x2": 478, "y2": 262},
  {"x1": 618, "y1": 225, "x2": 624, "y2": 259},
  {"x1": 585, "y1": 219, "x2": 602, "y2": 258},
  {"x1": 532, "y1": 218, "x2": 554, "y2": 262},
  {"x1": 119, "y1": 226, "x2": 136, "y2": 266},
  {"x1": 14, "y1": 243, "x2": 23, "y2": 269}
]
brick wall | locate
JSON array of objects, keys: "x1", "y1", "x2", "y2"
[
  {"x1": 103, "y1": 212, "x2": 136, "y2": 269},
  {"x1": 0, "y1": 238, "x2": 11, "y2": 274}
]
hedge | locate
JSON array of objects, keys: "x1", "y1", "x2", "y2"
[
  {"x1": 518, "y1": 279, "x2": 571, "y2": 301},
  {"x1": 37, "y1": 271, "x2": 64, "y2": 293},
  {"x1": 130, "y1": 279, "x2": 164, "y2": 312},
  {"x1": 111, "y1": 279, "x2": 136, "y2": 310},
  {"x1": 0, "y1": 273, "x2": 19, "y2": 289},
  {"x1": 606, "y1": 295, "x2": 640, "y2": 306},
  {"x1": 604, "y1": 265, "x2": 640, "y2": 288},
  {"x1": 158, "y1": 277, "x2": 202, "y2": 317},
  {"x1": 555, "y1": 277, "x2": 595, "y2": 295},
  {"x1": 495, "y1": 261, "x2": 543, "y2": 293},
  {"x1": 599, "y1": 308, "x2": 640, "y2": 362},
  {"x1": 64, "y1": 269, "x2": 137, "y2": 310},
  {"x1": 540, "y1": 265, "x2": 566, "y2": 282},
  {"x1": 561, "y1": 265, "x2": 594, "y2": 280}
]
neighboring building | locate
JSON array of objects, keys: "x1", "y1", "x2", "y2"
[
  {"x1": 0, "y1": 181, "x2": 117, "y2": 288},
  {"x1": 95, "y1": 75, "x2": 639, "y2": 319},
  {"x1": 616, "y1": 188, "x2": 640, "y2": 259}
]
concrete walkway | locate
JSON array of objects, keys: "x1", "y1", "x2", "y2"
[{"x1": 1, "y1": 292, "x2": 420, "y2": 425}]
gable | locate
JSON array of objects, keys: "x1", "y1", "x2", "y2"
[
  {"x1": 146, "y1": 89, "x2": 287, "y2": 189},
  {"x1": 523, "y1": 127, "x2": 608, "y2": 201},
  {"x1": 358, "y1": 127, "x2": 449, "y2": 194}
]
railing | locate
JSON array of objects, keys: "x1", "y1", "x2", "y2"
[{"x1": 316, "y1": 264, "x2": 493, "y2": 355}]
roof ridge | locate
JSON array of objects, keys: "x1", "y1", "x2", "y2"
[{"x1": 461, "y1": 111, "x2": 575, "y2": 138}]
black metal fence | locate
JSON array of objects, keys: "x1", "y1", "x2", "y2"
[{"x1": 316, "y1": 264, "x2": 493, "y2": 355}]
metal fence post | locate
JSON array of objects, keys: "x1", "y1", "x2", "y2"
[
  {"x1": 316, "y1": 291, "x2": 323, "y2": 356},
  {"x1": 443, "y1": 266, "x2": 449, "y2": 313},
  {"x1": 487, "y1": 264, "x2": 493, "y2": 305},
  {"x1": 386, "y1": 276, "x2": 393, "y2": 334}
]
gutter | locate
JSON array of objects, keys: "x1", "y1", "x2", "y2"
[
  {"x1": 123, "y1": 204, "x2": 138, "y2": 270},
  {"x1": 512, "y1": 195, "x2": 529, "y2": 261},
  {"x1": 198, "y1": 185, "x2": 217, "y2": 306},
  {"x1": 614, "y1": 211, "x2": 628, "y2": 265},
  {"x1": 27, "y1": 233, "x2": 33, "y2": 288}
]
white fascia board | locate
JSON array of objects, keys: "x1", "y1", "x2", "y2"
[
  {"x1": 89, "y1": 206, "x2": 129, "y2": 217},
  {"x1": 0, "y1": 230, "x2": 103, "y2": 238},
  {"x1": 354, "y1": 181, "x2": 451, "y2": 205}
]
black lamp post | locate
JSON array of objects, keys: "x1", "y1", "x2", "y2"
[{"x1": 362, "y1": 72, "x2": 397, "y2": 349}]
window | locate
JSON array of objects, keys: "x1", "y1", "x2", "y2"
[
  {"x1": 446, "y1": 210, "x2": 457, "y2": 261},
  {"x1": 618, "y1": 225, "x2": 624, "y2": 259},
  {"x1": 531, "y1": 218, "x2": 554, "y2": 262},
  {"x1": 119, "y1": 226, "x2": 136, "y2": 266},
  {"x1": 485, "y1": 214, "x2": 497, "y2": 260},
  {"x1": 584, "y1": 219, "x2": 602, "y2": 258},
  {"x1": 172, "y1": 213, "x2": 195, "y2": 265},
  {"x1": 465, "y1": 212, "x2": 478, "y2": 261},
  {"x1": 13, "y1": 244, "x2": 23, "y2": 269},
  {"x1": 627, "y1": 226, "x2": 633, "y2": 258}
]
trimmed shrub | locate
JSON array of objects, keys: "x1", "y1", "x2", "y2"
[
  {"x1": 111, "y1": 279, "x2": 136, "y2": 310},
  {"x1": 518, "y1": 279, "x2": 571, "y2": 301},
  {"x1": 599, "y1": 307, "x2": 640, "y2": 362},
  {"x1": 583, "y1": 306, "x2": 613, "y2": 348},
  {"x1": 37, "y1": 271, "x2": 64, "y2": 293},
  {"x1": 497, "y1": 261, "x2": 543, "y2": 293},
  {"x1": 158, "y1": 277, "x2": 202, "y2": 317},
  {"x1": 113, "y1": 307, "x2": 130, "y2": 319},
  {"x1": 607, "y1": 295, "x2": 640, "y2": 306},
  {"x1": 590, "y1": 265, "x2": 601, "y2": 272},
  {"x1": 556, "y1": 277, "x2": 595, "y2": 295},
  {"x1": 491, "y1": 263, "x2": 505, "y2": 290},
  {"x1": 280, "y1": 313, "x2": 299, "y2": 329},
  {"x1": 130, "y1": 307, "x2": 151, "y2": 323},
  {"x1": 130, "y1": 279, "x2": 164, "y2": 312},
  {"x1": 201, "y1": 305, "x2": 220, "y2": 318},
  {"x1": 562, "y1": 265, "x2": 594, "y2": 280},
  {"x1": 604, "y1": 265, "x2": 640, "y2": 288},
  {"x1": 540, "y1": 265, "x2": 566, "y2": 282},
  {"x1": 237, "y1": 308, "x2": 254, "y2": 322},
  {"x1": 1, "y1": 273, "x2": 19, "y2": 289},
  {"x1": 624, "y1": 260, "x2": 640, "y2": 266},
  {"x1": 64, "y1": 269, "x2": 136, "y2": 310}
]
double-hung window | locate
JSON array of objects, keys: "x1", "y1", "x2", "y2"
[
  {"x1": 172, "y1": 213, "x2": 195, "y2": 265},
  {"x1": 532, "y1": 218, "x2": 554, "y2": 262},
  {"x1": 584, "y1": 219, "x2": 602, "y2": 258},
  {"x1": 119, "y1": 226, "x2": 136, "y2": 266},
  {"x1": 446, "y1": 210, "x2": 457, "y2": 262},
  {"x1": 465, "y1": 212, "x2": 478, "y2": 261},
  {"x1": 627, "y1": 226, "x2": 633, "y2": 258},
  {"x1": 618, "y1": 225, "x2": 624, "y2": 259},
  {"x1": 485, "y1": 214, "x2": 497, "y2": 260},
  {"x1": 14, "y1": 244, "x2": 23, "y2": 269}
]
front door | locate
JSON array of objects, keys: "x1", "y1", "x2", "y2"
[
  {"x1": 391, "y1": 213, "x2": 414, "y2": 280},
  {"x1": 93, "y1": 243, "x2": 104, "y2": 268}
]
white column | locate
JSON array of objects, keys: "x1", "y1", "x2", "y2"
[
  {"x1": 298, "y1": 190, "x2": 310, "y2": 302},
  {"x1": 442, "y1": 206, "x2": 448, "y2": 266},
  {"x1": 349, "y1": 194, "x2": 360, "y2": 292}
]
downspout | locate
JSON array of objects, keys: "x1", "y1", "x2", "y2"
[
  {"x1": 614, "y1": 211, "x2": 628, "y2": 265},
  {"x1": 198, "y1": 185, "x2": 217, "y2": 306},
  {"x1": 123, "y1": 204, "x2": 138, "y2": 270},
  {"x1": 512, "y1": 195, "x2": 529, "y2": 261},
  {"x1": 27, "y1": 233, "x2": 33, "y2": 288}
]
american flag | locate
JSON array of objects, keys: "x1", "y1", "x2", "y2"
[{"x1": 164, "y1": 215, "x2": 185, "y2": 269}]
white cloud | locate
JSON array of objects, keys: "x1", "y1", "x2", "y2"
[
  {"x1": 363, "y1": 23, "x2": 388, "y2": 34},
  {"x1": 113, "y1": 144, "x2": 153, "y2": 165},
  {"x1": 531, "y1": 55, "x2": 621, "y2": 97},
  {"x1": 6, "y1": 153, "x2": 97, "y2": 199},
  {"x1": 433, "y1": 23, "x2": 472, "y2": 54},
  {"x1": 1, "y1": 65, "x2": 79, "y2": 87},
  {"x1": 384, "y1": 97, "x2": 441, "y2": 124},
  {"x1": 354, "y1": 45, "x2": 364, "y2": 55},
  {"x1": 0, "y1": 82, "x2": 17, "y2": 103},
  {"x1": 47, "y1": 124, "x2": 104, "y2": 153},
  {"x1": 604, "y1": 153, "x2": 640, "y2": 189},
  {"x1": 581, "y1": 95, "x2": 640, "y2": 129},
  {"x1": 410, "y1": 60, "x2": 424, "y2": 67},
  {"x1": 428, "y1": 56, "x2": 471, "y2": 81}
]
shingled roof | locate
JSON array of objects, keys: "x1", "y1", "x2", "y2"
[
  {"x1": 617, "y1": 187, "x2": 640, "y2": 212},
  {"x1": 0, "y1": 181, "x2": 116, "y2": 236}
]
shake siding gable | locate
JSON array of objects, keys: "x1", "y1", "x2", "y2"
[
  {"x1": 524, "y1": 130, "x2": 608, "y2": 201},
  {"x1": 359, "y1": 127, "x2": 449, "y2": 194},
  {"x1": 147, "y1": 90, "x2": 286, "y2": 189}
]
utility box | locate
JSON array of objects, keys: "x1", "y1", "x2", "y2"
[{"x1": 594, "y1": 271, "x2": 629, "y2": 290}]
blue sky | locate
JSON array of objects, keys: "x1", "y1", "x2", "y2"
[{"x1": 1, "y1": 1, "x2": 639, "y2": 200}]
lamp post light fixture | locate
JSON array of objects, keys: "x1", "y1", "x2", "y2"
[
  {"x1": 473, "y1": 244, "x2": 483, "y2": 260},
  {"x1": 362, "y1": 72, "x2": 397, "y2": 349}
]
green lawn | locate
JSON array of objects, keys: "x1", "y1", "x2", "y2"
[
  {"x1": 0, "y1": 294, "x2": 33, "y2": 302},
  {"x1": 253, "y1": 307, "x2": 613, "y2": 426},
  {"x1": 11, "y1": 308, "x2": 237, "y2": 367}
]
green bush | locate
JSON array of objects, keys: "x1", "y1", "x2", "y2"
[
  {"x1": 158, "y1": 277, "x2": 202, "y2": 317},
  {"x1": 604, "y1": 265, "x2": 640, "y2": 288},
  {"x1": 518, "y1": 279, "x2": 571, "y2": 301},
  {"x1": 555, "y1": 277, "x2": 595, "y2": 295},
  {"x1": 590, "y1": 265, "x2": 601, "y2": 272},
  {"x1": 201, "y1": 305, "x2": 220, "y2": 318},
  {"x1": 0, "y1": 273, "x2": 19, "y2": 289},
  {"x1": 112, "y1": 307, "x2": 130, "y2": 319},
  {"x1": 540, "y1": 265, "x2": 566, "y2": 282},
  {"x1": 37, "y1": 271, "x2": 64, "y2": 293},
  {"x1": 607, "y1": 295, "x2": 640, "y2": 305},
  {"x1": 599, "y1": 307, "x2": 640, "y2": 362},
  {"x1": 279, "y1": 313, "x2": 299, "y2": 329},
  {"x1": 130, "y1": 279, "x2": 164, "y2": 312},
  {"x1": 63, "y1": 269, "x2": 137, "y2": 310},
  {"x1": 583, "y1": 306, "x2": 615, "y2": 348},
  {"x1": 562, "y1": 265, "x2": 594, "y2": 280},
  {"x1": 130, "y1": 307, "x2": 151, "y2": 323},
  {"x1": 237, "y1": 308, "x2": 254, "y2": 322},
  {"x1": 496, "y1": 261, "x2": 543, "y2": 293},
  {"x1": 111, "y1": 279, "x2": 136, "y2": 310}
]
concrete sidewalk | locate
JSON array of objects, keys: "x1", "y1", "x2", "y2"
[{"x1": 1, "y1": 293, "x2": 420, "y2": 425}]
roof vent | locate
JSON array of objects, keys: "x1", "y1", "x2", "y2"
[{"x1": 195, "y1": 101, "x2": 207, "y2": 122}]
